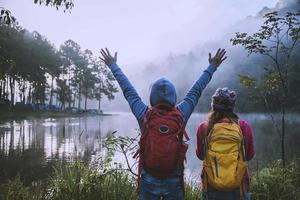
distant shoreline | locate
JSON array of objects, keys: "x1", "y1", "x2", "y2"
[{"x1": 0, "y1": 111, "x2": 113, "y2": 121}]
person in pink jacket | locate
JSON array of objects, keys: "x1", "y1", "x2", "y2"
[{"x1": 196, "y1": 88, "x2": 255, "y2": 200}]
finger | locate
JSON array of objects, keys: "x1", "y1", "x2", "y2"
[
  {"x1": 221, "y1": 56, "x2": 227, "y2": 62},
  {"x1": 220, "y1": 50, "x2": 226, "y2": 58},
  {"x1": 105, "y1": 48, "x2": 112, "y2": 58},
  {"x1": 114, "y1": 52, "x2": 118, "y2": 61},
  {"x1": 215, "y1": 48, "x2": 221, "y2": 57},
  {"x1": 209, "y1": 52, "x2": 211, "y2": 60},
  {"x1": 218, "y1": 49, "x2": 225, "y2": 57},
  {"x1": 100, "y1": 52, "x2": 108, "y2": 61},
  {"x1": 217, "y1": 57, "x2": 227, "y2": 66},
  {"x1": 99, "y1": 57, "x2": 106, "y2": 63},
  {"x1": 100, "y1": 49, "x2": 107, "y2": 58},
  {"x1": 101, "y1": 48, "x2": 106, "y2": 55}
]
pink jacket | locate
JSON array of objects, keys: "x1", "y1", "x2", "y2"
[{"x1": 196, "y1": 118, "x2": 255, "y2": 190}]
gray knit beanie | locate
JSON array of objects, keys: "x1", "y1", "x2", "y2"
[{"x1": 211, "y1": 88, "x2": 236, "y2": 111}]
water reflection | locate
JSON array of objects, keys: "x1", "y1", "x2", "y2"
[{"x1": 0, "y1": 113, "x2": 299, "y2": 184}]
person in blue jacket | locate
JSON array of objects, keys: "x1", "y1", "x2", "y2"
[{"x1": 100, "y1": 48, "x2": 227, "y2": 200}]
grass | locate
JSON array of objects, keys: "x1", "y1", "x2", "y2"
[{"x1": 0, "y1": 161, "x2": 299, "y2": 200}]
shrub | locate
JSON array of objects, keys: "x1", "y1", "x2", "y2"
[{"x1": 251, "y1": 160, "x2": 300, "y2": 200}]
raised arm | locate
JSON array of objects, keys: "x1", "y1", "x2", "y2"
[
  {"x1": 100, "y1": 48, "x2": 147, "y2": 121},
  {"x1": 177, "y1": 49, "x2": 227, "y2": 121}
]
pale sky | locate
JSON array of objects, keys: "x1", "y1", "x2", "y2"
[{"x1": 2, "y1": 0, "x2": 278, "y2": 65}]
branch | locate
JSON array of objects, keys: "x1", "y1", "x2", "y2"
[
  {"x1": 260, "y1": 92, "x2": 281, "y2": 138},
  {"x1": 120, "y1": 145, "x2": 138, "y2": 177}
]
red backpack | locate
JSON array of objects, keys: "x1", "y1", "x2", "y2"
[{"x1": 137, "y1": 104, "x2": 189, "y2": 178}]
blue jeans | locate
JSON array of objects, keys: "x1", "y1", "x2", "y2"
[
  {"x1": 202, "y1": 188, "x2": 252, "y2": 200},
  {"x1": 202, "y1": 188, "x2": 240, "y2": 200},
  {"x1": 139, "y1": 170, "x2": 184, "y2": 200}
]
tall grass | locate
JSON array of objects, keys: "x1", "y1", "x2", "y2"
[
  {"x1": 46, "y1": 162, "x2": 137, "y2": 200},
  {"x1": 0, "y1": 175, "x2": 45, "y2": 200},
  {"x1": 1, "y1": 161, "x2": 300, "y2": 200}
]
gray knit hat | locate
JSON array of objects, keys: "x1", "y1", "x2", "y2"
[{"x1": 211, "y1": 88, "x2": 236, "y2": 111}]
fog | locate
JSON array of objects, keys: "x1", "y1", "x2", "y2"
[
  {"x1": 2, "y1": 0, "x2": 299, "y2": 112},
  {"x1": 101, "y1": 0, "x2": 299, "y2": 112},
  {"x1": 2, "y1": 0, "x2": 278, "y2": 63}
]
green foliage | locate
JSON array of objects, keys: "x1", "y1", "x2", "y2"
[
  {"x1": 231, "y1": 11, "x2": 300, "y2": 103},
  {"x1": 1, "y1": 133, "x2": 300, "y2": 199},
  {"x1": 231, "y1": 11, "x2": 300, "y2": 56},
  {"x1": 0, "y1": 175, "x2": 31, "y2": 200},
  {"x1": 251, "y1": 161, "x2": 300, "y2": 200},
  {"x1": 239, "y1": 75, "x2": 257, "y2": 90},
  {"x1": 0, "y1": 24, "x2": 118, "y2": 109},
  {"x1": 46, "y1": 162, "x2": 104, "y2": 200},
  {"x1": 185, "y1": 178, "x2": 201, "y2": 200},
  {"x1": 0, "y1": 175, "x2": 45, "y2": 200},
  {"x1": 0, "y1": 25, "x2": 62, "y2": 104},
  {"x1": 231, "y1": 10, "x2": 300, "y2": 166},
  {"x1": 33, "y1": 0, "x2": 74, "y2": 11},
  {"x1": 41, "y1": 134, "x2": 138, "y2": 200},
  {"x1": 102, "y1": 131, "x2": 139, "y2": 176},
  {"x1": 0, "y1": 8, "x2": 16, "y2": 26},
  {"x1": 99, "y1": 168, "x2": 137, "y2": 200},
  {"x1": 58, "y1": 40, "x2": 118, "y2": 110}
]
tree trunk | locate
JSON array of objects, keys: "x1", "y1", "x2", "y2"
[
  {"x1": 28, "y1": 85, "x2": 32, "y2": 104},
  {"x1": 9, "y1": 76, "x2": 15, "y2": 108},
  {"x1": 49, "y1": 76, "x2": 54, "y2": 107},
  {"x1": 98, "y1": 96, "x2": 101, "y2": 111},
  {"x1": 22, "y1": 81, "x2": 26, "y2": 104},
  {"x1": 84, "y1": 87, "x2": 88, "y2": 110},
  {"x1": 0, "y1": 80, "x2": 2, "y2": 99},
  {"x1": 98, "y1": 87, "x2": 102, "y2": 111},
  {"x1": 5, "y1": 76, "x2": 9, "y2": 99},
  {"x1": 281, "y1": 102, "x2": 286, "y2": 167},
  {"x1": 78, "y1": 85, "x2": 81, "y2": 110}
]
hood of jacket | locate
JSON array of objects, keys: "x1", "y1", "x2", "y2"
[{"x1": 150, "y1": 78, "x2": 177, "y2": 106}]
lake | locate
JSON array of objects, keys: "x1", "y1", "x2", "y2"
[{"x1": 0, "y1": 113, "x2": 299, "y2": 184}]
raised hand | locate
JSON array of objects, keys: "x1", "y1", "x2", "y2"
[
  {"x1": 100, "y1": 48, "x2": 118, "y2": 67},
  {"x1": 208, "y1": 48, "x2": 227, "y2": 67}
]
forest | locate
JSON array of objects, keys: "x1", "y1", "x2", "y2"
[{"x1": 0, "y1": 21, "x2": 118, "y2": 113}]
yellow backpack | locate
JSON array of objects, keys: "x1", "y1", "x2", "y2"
[{"x1": 203, "y1": 122, "x2": 247, "y2": 191}]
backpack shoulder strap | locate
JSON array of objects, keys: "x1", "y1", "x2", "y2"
[
  {"x1": 238, "y1": 120, "x2": 247, "y2": 161},
  {"x1": 202, "y1": 121, "x2": 210, "y2": 160}
]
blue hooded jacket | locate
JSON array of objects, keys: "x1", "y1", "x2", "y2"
[
  {"x1": 109, "y1": 63, "x2": 217, "y2": 128},
  {"x1": 109, "y1": 62, "x2": 217, "y2": 182}
]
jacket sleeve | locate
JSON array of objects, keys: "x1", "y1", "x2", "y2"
[
  {"x1": 240, "y1": 119, "x2": 255, "y2": 161},
  {"x1": 177, "y1": 64, "x2": 217, "y2": 122},
  {"x1": 196, "y1": 122, "x2": 208, "y2": 160},
  {"x1": 109, "y1": 63, "x2": 148, "y2": 121}
]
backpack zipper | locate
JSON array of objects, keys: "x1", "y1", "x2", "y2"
[{"x1": 214, "y1": 156, "x2": 219, "y2": 177}]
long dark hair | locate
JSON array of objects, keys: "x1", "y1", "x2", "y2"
[{"x1": 206, "y1": 110, "x2": 239, "y2": 136}]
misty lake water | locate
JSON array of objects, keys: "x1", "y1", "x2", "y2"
[{"x1": 0, "y1": 113, "x2": 299, "y2": 184}]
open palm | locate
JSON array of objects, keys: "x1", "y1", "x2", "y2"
[
  {"x1": 100, "y1": 48, "x2": 117, "y2": 66},
  {"x1": 209, "y1": 48, "x2": 227, "y2": 67}
]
